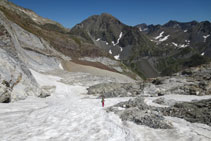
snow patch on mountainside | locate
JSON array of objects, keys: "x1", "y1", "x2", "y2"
[
  {"x1": 172, "y1": 42, "x2": 178, "y2": 47},
  {"x1": 120, "y1": 47, "x2": 123, "y2": 52},
  {"x1": 112, "y1": 32, "x2": 123, "y2": 46},
  {"x1": 159, "y1": 35, "x2": 170, "y2": 42},
  {"x1": 109, "y1": 49, "x2": 112, "y2": 54},
  {"x1": 96, "y1": 38, "x2": 101, "y2": 41},
  {"x1": 139, "y1": 27, "x2": 142, "y2": 31},
  {"x1": 172, "y1": 42, "x2": 189, "y2": 48},
  {"x1": 59, "y1": 63, "x2": 63, "y2": 70},
  {"x1": 114, "y1": 54, "x2": 120, "y2": 60},
  {"x1": 155, "y1": 31, "x2": 164, "y2": 40},
  {"x1": 203, "y1": 34, "x2": 210, "y2": 42}
]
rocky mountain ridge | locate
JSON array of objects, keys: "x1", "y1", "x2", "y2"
[{"x1": 71, "y1": 14, "x2": 211, "y2": 78}]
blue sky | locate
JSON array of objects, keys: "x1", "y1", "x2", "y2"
[{"x1": 9, "y1": 0, "x2": 211, "y2": 28}]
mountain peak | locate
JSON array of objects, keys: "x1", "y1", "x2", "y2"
[
  {"x1": 100, "y1": 13, "x2": 114, "y2": 17},
  {"x1": 164, "y1": 20, "x2": 179, "y2": 27}
]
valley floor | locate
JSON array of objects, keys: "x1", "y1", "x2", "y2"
[{"x1": 0, "y1": 69, "x2": 211, "y2": 141}]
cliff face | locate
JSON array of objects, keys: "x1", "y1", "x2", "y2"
[{"x1": 0, "y1": 1, "x2": 69, "y2": 102}]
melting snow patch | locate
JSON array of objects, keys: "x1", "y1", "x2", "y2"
[
  {"x1": 96, "y1": 38, "x2": 101, "y2": 41},
  {"x1": 155, "y1": 31, "x2": 164, "y2": 40},
  {"x1": 112, "y1": 32, "x2": 123, "y2": 46},
  {"x1": 172, "y1": 42, "x2": 189, "y2": 48},
  {"x1": 114, "y1": 54, "x2": 120, "y2": 60},
  {"x1": 201, "y1": 52, "x2": 205, "y2": 56},
  {"x1": 120, "y1": 47, "x2": 123, "y2": 52},
  {"x1": 203, "y1": 35, "x2": 210, "y2": 42},
  {"x1": 172, "y1": 42, "x2": 178, "y2": 47},
  {"x1": 109, "y1": 49, "x2": 112, "y2": 54},
  {"x1": 159, "y1": 35, "x2": 170, "y2": 42},
  {"x1": 185, "y1": 40, "x2": 190, "y2": 43},
  {"x1": 106, "y1": 42, "x2": 109, "y2": 45},
  {"x1": 59, "y1": 63, "x2": 63, "y2": 70},
  {"x1": 139, "y1": 27, "x2": 142, "y2": 32},
  {"x1": 112, "y1": 41, "x2": 115, "y2": 46},
  {"x1": 184, "y1": 30, "x2": 188, "y2": 32},
  {"x1": 180, "y1": 44, "x2": 188, "y2": 48}
]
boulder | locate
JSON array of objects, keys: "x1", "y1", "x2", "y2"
[
  {"x1": 0, "y1": 83, "x2": 11, "y2": 103},
  {"x1": 39, "y1": 86, "x2": 56, "y2": 98}
]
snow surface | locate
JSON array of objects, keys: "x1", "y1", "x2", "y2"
[
  {"x1": 109, "y1": 49, "x2": 112, "y2": 54},
  {"x1": 96, "y1": 38, "x2": 101, "y2": 41},
  {"x1": 203, "y1": 34, "x2": 210, "y2": 42},
  {"x1": 180, "y1": 44, "x2": 189, "y2": 48},
  {"x1": 138, "y1": 27, "x2": 148, "y2": 32},
  {"x1": 155, "y1": 31, "x2": 164, "y2": 40},
  {"x1": 0, "y1": 69, "x2": 211, "y2": 140},
  {"x1": 114, "y1": 54, "x2": 120, "y2": 60},
  {"x1": 0, "y1": 70, "x2": 135, "y2": 141},
  {"x1": 172, "y1": 42, "x2": 178, "y2": 47},
  {"x1": 159, "y1": 35, "x2": 170, "y2": 42},
  {"x1": 120, "y1": 47, "x2": 123, "y2": 52},
  {"x1": 139, "y1": 27, "x2": 142, "y2": 32},
  {"x1": 172, "y1": 42, "x2": 189, "y2": 48},
  {"x1": 112, "y1": 32, "x2": 123, "y2": 46},
  {"x1": 59, "y1": 63, "x2": 63, "y2": 70},
  {"x1": 185, "y1": 40, "x2": 190, "y2": 43}
]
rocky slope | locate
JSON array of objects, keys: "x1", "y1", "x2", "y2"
[
  {"x1": 0, "y1": 0, "x2": 108, "y2": 58},
  {"x1": 97, "y1": 62, "x2": 211, "y2": 130},
  {"x1": 71, "y1": 14, "x2": 211, "y2": 78},
  {"x1": 136, "y1": 20, "x2": 211, "y2": 76},
  {"x1": 70, "y1": 13, "x2": 161, "y2": 78}
]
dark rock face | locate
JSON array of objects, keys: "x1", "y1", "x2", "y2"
[
  {"x1": 70, "y1": 13, "x2": 160, "y2": 78},
  {"x1": 136, "y1": 20, "x2": 211, "y2": 77},
  {"x1": 162, "y1": 99, "x2": 211, "y2": 126}
]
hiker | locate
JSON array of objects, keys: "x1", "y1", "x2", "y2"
[{"x1": 101, "y1": 95, "x2": 105, "y2": 107}]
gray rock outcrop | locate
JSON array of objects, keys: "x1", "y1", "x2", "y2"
[
  {"x1": 161, "y1": 99, "x2": 211, "y2": 126},
  {"x1": 108, "y1": 97, "x2": 172, "y2": 129},
  {"x1": 87, "y1": 82, "x2": 144, "y2": 98}
]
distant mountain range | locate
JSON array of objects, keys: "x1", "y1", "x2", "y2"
[
  {"x1": 1, "y1": 0, "x2": 211, "y2": 79},
  {"x1": 71, "y1": 14, "x2": 211, "y2": 78}
]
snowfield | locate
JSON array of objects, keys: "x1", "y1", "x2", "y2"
[
  {"x1": 0, "y1": 69, "x2": 211, "y2": 141},
  {"x1": 0, "y1": 70, "x2": 135, "y2": 141}
]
